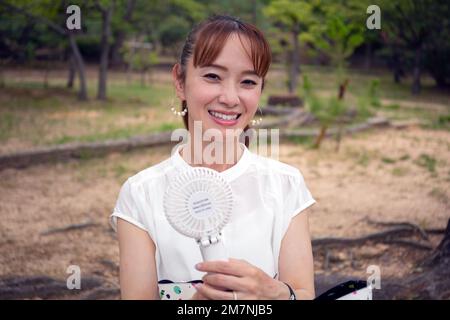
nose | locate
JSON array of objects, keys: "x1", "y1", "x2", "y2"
[{"x1": 218, "y1": 81, "x2": 240, "y2": 108}]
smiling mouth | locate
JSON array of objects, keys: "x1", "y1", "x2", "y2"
[{"x1": 207, "y1": 110, "x2": 242, "y2": 121}]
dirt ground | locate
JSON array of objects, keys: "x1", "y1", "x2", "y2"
[{"x1": 0, "y1": 124, "x2": 449, "y2": 299}]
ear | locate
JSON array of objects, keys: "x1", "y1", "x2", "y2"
[{"x1": 172, "y1": 63, "x2": 186, "y2": 101}]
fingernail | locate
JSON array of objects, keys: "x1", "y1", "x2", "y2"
[
  {"x1": 195, "y1": 263, "x2": 202, "y2": 269},
  {"x1": 193, "y1": 283, "x2": 202, "y2": 289}
]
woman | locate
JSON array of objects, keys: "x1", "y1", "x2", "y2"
[{"x1": 110, "y1": 15, "x2": 316, "y2": 300}]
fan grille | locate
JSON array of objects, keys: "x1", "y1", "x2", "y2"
[{"x1": 163, "y1": 167, "x2": 234, "y2": 239}]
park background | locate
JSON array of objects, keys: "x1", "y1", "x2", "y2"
[{"x1": 0, "y1": 0, "x2": 449, "y2": 299}]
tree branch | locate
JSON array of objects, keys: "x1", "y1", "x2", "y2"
[{"x1": 0, "y1": 0, "x2": 66, "y2": 35}]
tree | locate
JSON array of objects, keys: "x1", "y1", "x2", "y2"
[
  {"x1": 0, "y1": 0, "x2": 89, "y2": 100},
  {"x1": 379, "y1": 0, "x2": 449, "y2": 94},
  {"x1": 109, "y1": 0, "x2": 136, "y2": 67},
  {"x1": 121, "y1": 40, "x2": 159, "y2": 87},
  {"x1": 94, "y1": 0, "x2": 114, "y2": 100},
  {"x1": 264, "y1": 0, "x2": 312, "y2": 93},
  {"x1": 300, "y1": 0, "x2": 366, "y2": 148}
]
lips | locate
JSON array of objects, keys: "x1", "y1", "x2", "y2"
[
  {"x1": 207, "y1": 109, "x2": 242, "y2": 127},
  {"x1": 208, "y1": 110, "x2": 241, "y2": 121}
]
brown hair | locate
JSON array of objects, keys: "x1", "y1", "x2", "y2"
[{"x1": 175, "y1": 14, "x2": 272, "y2": 147}]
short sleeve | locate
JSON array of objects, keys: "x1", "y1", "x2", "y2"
[
  {"x1": 282, "y1": 170, "x2": 316, "y2": 234},
  {"x1": 109, "y1": 178, "x2": 149, "y2": 233}
]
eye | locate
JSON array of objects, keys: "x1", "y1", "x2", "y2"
[
  {"x1": 204, "y1": 73, "x2": 220, "y2": 80},
  {"x1": 242, "y1": 79, "x2": 257, "y2": 85}
]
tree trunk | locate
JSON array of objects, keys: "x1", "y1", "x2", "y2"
[
  {"x1": 338, "y1": 79, "x2": 349, "y2": 100},
  {"x1": 423, "y1": 219, "x2": 450, "y2": 268},
  {"x1": 314, "y1": 125, "x2": 328, "y2": 149},
  {"x1": 288, "y1": 28, "x2": 300, "y2": 94},
  {"x1": 0, "y1": 66, "x2": 4, "y2": 88},
  {"x1": 68, "y1": 33, "x2": 88, "y2": 101},
  {"x1": 67, "y1": 54, "x2": 76, "y2": 88},
  {"x1": 0, "y1": 1, "x2": 88, "y2": 99},
  {"x1": 335, "y1": 79, "x2": 349, "y2": 151},
  {"x1": 97, "y1": 5, "x2": 112, "y2": 100},
  {"x1": 411, "y1": 45, "x2": 422, "y2": 95},
  {"x1": 392, "y1": 44, "x2": 403, "y2": 84},
  {"x1": 364, "y1": 42, "x2": 372, "y2": 70},
  {"x1": 394, "y1": 69, "x2": 401, "y2": 84},
  {"x1": 110, "y1": 0, "x2": 136, "y2": 67}
]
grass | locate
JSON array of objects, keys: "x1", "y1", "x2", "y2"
[
  {"x1": 356, "y1": 151, "x2": 370, "y2": 167},
  {"x1": 428, "y1": 187, "x2": 449, "y2": 205},
  {"x1": 392, "y1": 167, "x2": 409, "y2": 177},
  {"x1": 286, "y1": 135, "x2": 314, "y2": 147},
  {"x1": 52, "y1": 122, "x2": 180, "y2": 145},
  {"x1": 1, "y1": 65, "x2": 449, "y2": 154},
  {"x1": 0, "y1": 112, "x2": 18, "y2": 140},
  {"x1": 0, "y1": 76, "x2": 183, "y2": 151},
  {"x1": 381, "y1": 154, "x2": 410, "y2": 164},
  {"x1": 425, "y1": 114, "x2": 450, "y2": 131},
  {"x1": 113, "y1": 164, "x2": 130, "y2": 179},
  {"x1": 381, "y1": 157, "x2": 396, "y2": 164},
  {"x1": 344, "y1": 147, "x2": 373, "y2": 167},
  {"x1": 414, "y1": 153, "x2": 437, "y2": 173}
]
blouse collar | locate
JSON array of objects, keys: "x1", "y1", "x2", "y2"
[{"x1": 171, "y1": 142, "x2": 252, "y2": 182}]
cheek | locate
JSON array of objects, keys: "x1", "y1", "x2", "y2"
[
  {"x1": 241, "y1": 91, "x2": 261, "y2": 115},
  {"x1": 185, "y1": 79, "x2": 218, "y2": 107}
]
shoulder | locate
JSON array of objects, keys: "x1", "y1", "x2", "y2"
[
  {"x1": 250, "y1": 153, "x2": 305, "y2": 181},
  {"x1": 123, "y1": 157, "x2": 174, "y2": 191}
]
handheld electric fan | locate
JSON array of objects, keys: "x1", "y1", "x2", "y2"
[{"x1": 163, "y1": 167, "x2": 233, "y2": 261}]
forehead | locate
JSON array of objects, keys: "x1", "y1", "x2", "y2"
[
  {"x1": 190, "y1": 33, "x2": 255, "y2": 72},
  {"x1": 214, "y1": 34, "x2": 254, "y2": 69}
]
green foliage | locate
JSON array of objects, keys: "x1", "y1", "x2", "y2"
[
  {"x1": 158, "y1": 15, "x2": 191, "y2": 49},
  {"x1": 121, "y1": 42, "x2": 159, "y2": 73},
  {"x1": 426, "y1": 114, "x2": 450, "y2": 131},
  {"x1": 356, "y1": 79, "x2": 380, "y2": 119},
  {"x1": 377, "y1": 0, "x2": 450, "y2": 88},
  {"x1": 302, "y1": 74, "x2": 345, "y2": 126},
  {"x1": 414, "y1": 154, "x2": 437, "y2": 173},
  {"x1": 303, "y1": 74, "x2": 380, "y2": 130},
  {"x1": 300, "y1": 1, "x2": 365, "y2": 76},
  {"x1": 368, "y1": 80, "x2": 381, "y2": 107},
  {"x1": 263, "y1": 0, "x2": 312, "y2": 29}
]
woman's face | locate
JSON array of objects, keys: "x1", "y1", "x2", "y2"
[{"x1": 173, "y1": 33, "x2": 262, "y2": 136}]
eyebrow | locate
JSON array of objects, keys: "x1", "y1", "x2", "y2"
[{"x1": 202, "y1": 64, "x2": 259, "y2": 77}]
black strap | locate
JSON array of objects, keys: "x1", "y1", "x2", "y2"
[{"x1": 283, "y1": 282, "x2": 297, "y2": 300}]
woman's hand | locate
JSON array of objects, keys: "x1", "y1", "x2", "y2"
[
  {"x1": 190, "y1": 290, "x2": 209, "y2": 300},
  {"x1": 192, "y1": 258, "x2": 289, "y2": 300}
]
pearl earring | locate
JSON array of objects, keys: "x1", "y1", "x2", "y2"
[
  {"x1": 251, "y1": 107, "x2": 263, "y2": 126},
  {"x1": 170, "y1": 106, "x2": 187, "y2": 116},
  {"x1": 169, "y1": 98, "x2": 187, "y2": 116},
  {"x1": 251, "y1": 117, "x2": 262, "y2": 126}
]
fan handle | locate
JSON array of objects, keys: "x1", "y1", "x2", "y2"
[{"x1": 198, "y1": 235, "x2": 229, "y2": 261}]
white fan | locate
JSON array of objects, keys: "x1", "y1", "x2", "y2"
[{"x1": 163, "y1": 167, "x2": 234, "y2": 261}]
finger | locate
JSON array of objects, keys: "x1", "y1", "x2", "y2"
[
  {"x1": 195, "y1": 260, "x2": 247, "y2": 277},
  {"x1": 203, "y1": 273, "x2": 247, "y2": 292},
  {"x1": 194, "y1": 282, "x2": 234, "y2": 300},
  {"x1": 191, "y1": 291, "x2": 209, "y2": 300}
]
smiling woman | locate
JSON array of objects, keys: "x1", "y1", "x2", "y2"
[
  {"x1": 110, "y1": 15, "x2": 316, "y2": 301},
  {"x1": 173, "y1": 14, "x2": 271, "y2": 144}
]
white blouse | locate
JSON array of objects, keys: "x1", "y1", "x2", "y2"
[{"x1": 110, "y1": 143, "x2": 316, "y2": 283}]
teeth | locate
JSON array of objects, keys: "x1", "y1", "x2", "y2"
[{"x1": 210, "y1": 111, "x2": 239, "y2": 121}]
